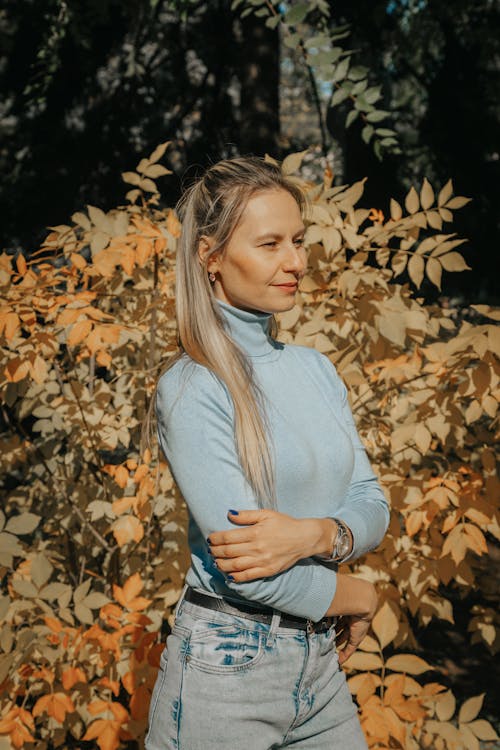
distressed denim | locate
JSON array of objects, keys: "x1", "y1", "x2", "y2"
[{"x1": 145, "y1": 586, "x2": 368, "y2": 750}]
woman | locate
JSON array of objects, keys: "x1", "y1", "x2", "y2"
[{"x1": 144, "y1": 156, "x2": 390, "y2": 749}]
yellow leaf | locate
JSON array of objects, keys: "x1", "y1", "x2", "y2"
[
  {"x1": 282, "y1": 149, "x2": 309, "y2": 175},
  {"x1": 371, "y1": 601, "x2": 399, "y2": 650},
  {"x1": 148, "y1": 140, "x2": 171, "y2": 164},
  {"x1": 408, "y1": 254, "x2": 424, "y2": 287},
  {"x1": 463, "y1": 524, "x2": 488, "y2": 555},
  {"x1": 425, "y1": 257, "x2": 442, "y2": 290},
  {"x1": 437, "y1": 178, "x2": 453, "y2": 206},
  {"x1": 385, "y1": 654, "x2": 432, "y2": 675},
  {"x1": 121, "y1": 171, "x2": 141, "y2": 186},
  {"x1": 420, "y1": 177, "x2": 435, "y2": 210},
  {"x1": 458, "y1": 693, "x2": 485, "y2": 724},
  {"x1": 445, "y1": 196, "x2": 472, "y2": 209},
  {"x1": 357, "y1": 634, "x2": 380, "y2": 652},
  {"x1": 405, "y1": 186, "x2": 419, "y2": 214},
  {"x1": 435, "y1": 689, "x2": 456, "y2": 721},
  {"x1": 341, "y1": 651, "x2": 383, "y2": 670},
  {"x1": 439, "y1": 252, "x2": 471, "y2": 272},
  {"x1": 414, "y1": 423, "x2": 431, "y2": 454},
  {"x1": 458, "y1": 724, "x2": 480, "y2": 750},
  {"x1": 390, "y1": 198, "x2": 402, "y2": 220},
  {"x1": 467, "y1": 719, "x2": 500, "y2": 741}
]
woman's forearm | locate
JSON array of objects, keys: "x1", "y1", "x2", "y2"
[{"x1": 324, "y1": 573, "x2": 378, "y2": 618}]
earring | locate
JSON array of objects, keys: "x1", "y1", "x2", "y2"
[{"x1": 208, "y1": 272, "x2": 216, "y2": 282}]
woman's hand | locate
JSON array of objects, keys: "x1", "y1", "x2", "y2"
[
  {"x1": 335, "y1": 613, "x2": 375, "y2": 666},
  {"x1": 207, "y1": 509, "x2": 335, "y2": 582}
]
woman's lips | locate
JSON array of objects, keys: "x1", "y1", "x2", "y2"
[{"x1": 273, "y1": 283, "x2": 298, "y2": 291}]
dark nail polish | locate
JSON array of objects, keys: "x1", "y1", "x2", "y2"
[
  {"x1": 228, "y1": 509, "x2": 239, "y2": 515},
  {"x1": 227, "y1": 574, "x2": 235, "y2": 581},
  {"x1": 206, "y1": 537, "x2": 211, "y2": 544}
]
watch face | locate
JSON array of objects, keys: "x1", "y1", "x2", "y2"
[{"x1": 338, "y1": 537, "x2": 350, "y2": 556}]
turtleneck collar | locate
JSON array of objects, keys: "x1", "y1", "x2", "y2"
[{"x1": 215, "y1": 298, "x2": 282, "y2": 360}]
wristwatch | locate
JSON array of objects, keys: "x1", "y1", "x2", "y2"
[{"x1": 322, "y1": 517, "x2": 352, "y2": 562}]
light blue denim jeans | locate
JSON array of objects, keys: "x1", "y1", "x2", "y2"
[{"x1": 145, "y1": 585, "x2": 368, "y2": 749}]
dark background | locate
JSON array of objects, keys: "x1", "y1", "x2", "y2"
[{"x1": 0, "y1": 0, "x2": 498, "y2": 304}]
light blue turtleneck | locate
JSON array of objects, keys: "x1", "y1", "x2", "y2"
[{"x1": 155, "y1": 298, "x2": 390, "y2": 622}]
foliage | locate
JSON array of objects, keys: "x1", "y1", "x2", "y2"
[
  {"x1": 232, "y1": 0, "x2": 401, "y2": 159},
  {"x1": 0, "y1": 144, "x2": 499, "y2": 749}
]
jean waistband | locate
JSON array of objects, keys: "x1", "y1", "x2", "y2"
[{"x1": 182, "y1": 585, "x2": 337, "y2": 634}]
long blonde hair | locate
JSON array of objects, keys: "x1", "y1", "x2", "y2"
[{"x1": 142, "y1": 155, "x2": 308, "y2": 509}]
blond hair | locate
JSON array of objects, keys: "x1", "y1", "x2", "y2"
[{"x1": 142, "y1": 155, "x2": 307, "y2": 509}]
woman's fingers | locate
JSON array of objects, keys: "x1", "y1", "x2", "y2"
[
  {"x1": 209, "y1": 542, "x2": 251, "y2": 559},
  {"x1": 221, "y1": 566, "x2": 271, "y2": 583},
  {"x1": 213, "y1": 555, "x2": 263, "y2": 574}
]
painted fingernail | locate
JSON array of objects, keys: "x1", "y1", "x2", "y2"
[
  {"x1": 206, "y1": 537, "x2": 211, "y2": 544},
  {"x1": 227, "y1": 574, "x2": 235, "y2": 581},
  {"x1": 228, "y1": 509, "x2": 239, "y2": 515}
]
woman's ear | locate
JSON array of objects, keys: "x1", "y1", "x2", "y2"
[{"x1": 198, "y1": 235, "x2": 219, "y2": 274}]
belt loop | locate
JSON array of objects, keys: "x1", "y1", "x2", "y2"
[
  {"x1": 265, "y1": 610, "x2": 281, "y2": 648},
  {"x1": 173, "y1": 582, "x2": 189, "y2": 618}
]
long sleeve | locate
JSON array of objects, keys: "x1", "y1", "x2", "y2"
[
  {"x1": 155, "y1": 362, "x2": 338, "y2": 622},
  {"x1": 316, "y1": 354, "x2": 391, "y2": 564}
]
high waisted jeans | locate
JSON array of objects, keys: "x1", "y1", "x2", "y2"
[{"x1": 145, "y1": 585, "x2": 368, "y2": 749}]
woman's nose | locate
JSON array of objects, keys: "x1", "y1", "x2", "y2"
[{"x1": 283, "y1": 243, "x2": 307, "y2": 275}]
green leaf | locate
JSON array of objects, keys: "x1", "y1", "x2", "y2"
[
  {"x1": 331, "y1": 87, "x2": 350, "y2": 107},
  {"x1": 333, "y1": 58, "x2": 350, "y2": 82},
  {"x1": 351, "y1": 80, "x2": 368, "y2": 96},
  {"x1": 285, "y1": 3, "x2": 310, "y2": 25},
  {"x1": 347, "y1": 65, "x2": 367, "y2": 81},
  {"x1": 265, "y1": 15, "x2": 281, "y2": 29},
  {"x1": 362, "y1": 125, "x2": 374, "y2": 144},
  {"x1": 304, "y1": 34, "x2": 331, "y2": 49},
  {"x1": 283, "y1": 32, "x2": 301, "y2": 49},
  {"x1": 364, "y1": 86, "x2": 381, "y2": 104},
  {"x1": 366, "y1": 110, "x2": 390, "y2": 123},
  {"x1": 346, "y1": 109, "x2": 359, "y2": 128}
]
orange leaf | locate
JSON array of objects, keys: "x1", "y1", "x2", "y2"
[
  {"x1": 113, "y1": 572, "x2": 151, "y2": 612},
  {"x1": 82, "y1": 718, "x2": 122, "y2": 750},
  {"x1": 111, "y1": 515, "x2": 144, "y2": 546},
  {"x1": 98, "y1": 677, "x2": 120, "y2": 696},
  {"x1": 33, "y1": 692, "x2": 75, "y2": 723},
  {"x1": 67, "y1": 318, "x2": 93, "y2": 346},
  {"x1": 62, "y1": 666, "x2": 87, "y2": 690},
  {"x1": 112, "y1": 496, "x2": 135, "y2": 516}
]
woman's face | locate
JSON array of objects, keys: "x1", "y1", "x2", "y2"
[{"x1": 199, "y1": 188, "x2": 307, "y2": 314}]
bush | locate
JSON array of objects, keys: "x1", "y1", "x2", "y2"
[{"x1": 0, "y1": 144, "x2": 498, "y2": 749}]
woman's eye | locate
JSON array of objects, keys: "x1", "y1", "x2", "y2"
[{"x1": 295, "y1": 238, "x2": 305, "y2": 246}]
